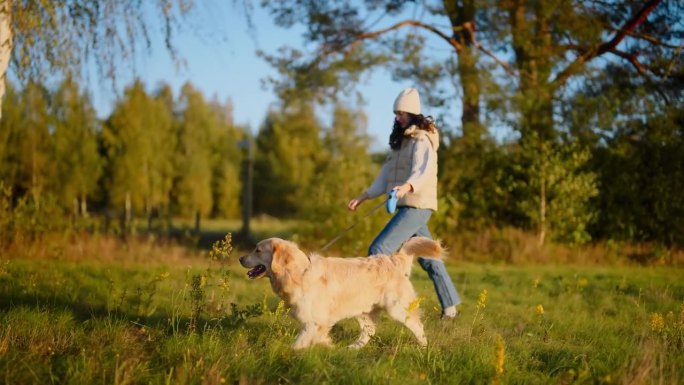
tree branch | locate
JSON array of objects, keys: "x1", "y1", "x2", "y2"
[
  {"x1": 344, "y1": 19, "x2": 515, "y2": 76},
  {"x1": 353, "y1": 19, "x2": 463, "y2": 52},
  {"x1": 552, "y1": 0, "x2": 662, "y2": 88},
  {"x1": 308, "y1": 19, "x2": 463, "y2": 73},
  {"x1": 604, "y1": 24, "x2": 684, "y2": 50},
  {"x1": 608, "y1": 48, "x2": 647, "y2": 75},
  {"x1": 465, "y1": 21, "x2": 515, "y2": 76},
  {"x1": 304, "y1": 18, "x2": 467, "y2": 85}
]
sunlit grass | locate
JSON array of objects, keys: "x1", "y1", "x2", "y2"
[
  {"x1": 170, "y1": 216, "x2": 303, "y2": 239},
  {"x1": 0, "y1": 238, "x2": 683, "y2": 384}
]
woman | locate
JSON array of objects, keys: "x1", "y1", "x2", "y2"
[{"x1": 347, "y1": 88, "x2": 461, "y2": 318}]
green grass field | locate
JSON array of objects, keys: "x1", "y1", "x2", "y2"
[{"x1": 0, "y1": 237, "x2": 682, "y2": 384}]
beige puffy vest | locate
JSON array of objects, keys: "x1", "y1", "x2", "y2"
[{"x1": 385, "y1": 125, "x2": 439, "y2": 211}]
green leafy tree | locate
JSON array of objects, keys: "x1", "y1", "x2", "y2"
[
  {"x1": 572, "y1": 61, "x2": 684, "y2": 248},
  {"x1": 260, "y1": 1, "x2": 487, "y2": 139},
  {"x1": 0, "y1": 83, "x2": 21, "y2": 185},
  {"x1": 253, "y1": 102, "x2": 324, "y2": 217},
  {"x1": 258, "y1": 1, "x2": 682, "y2": 247},
  {"x1": 593, "y1": 109, "x2": 684, "y2": 249},
  {"x1": 102, "y1": 79, "x2": 175, "y2": 227},
  {"x1": 299, "y1": 104, "x2": 385, "y2": 254},
  {"x1": 434, "y1": 132, "x2": 512, "y2": 235},
  {"x1": 485, "y1": 0, "x2": 677, "y2": 243},
  {"x1": 15, "y1": 81, "x2": 52, "y2": 205},
  {"x1": 148, "y1": 82, "x2": 178, "y2": 225},
  {"x1": 494, "y1": 0, "x2": 675, "y2": 140},
  {"x1": 173, "y1": 82, "x2": 214, "y2": 219},
  {"x1": 207, "y1": 98, "x2": 245, "y2": 219},
  {"x1": 513, "y1": 135, "x2": 598, "y2": 245},
  {"x1": 0, "y1": 0, "x2": 202, "y2": 119},
  {"x1": 50, "y1": 76, "x2": 102, "y2": 216}
]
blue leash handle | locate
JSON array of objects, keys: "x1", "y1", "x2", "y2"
[{"x1": 386, "y1": 190, "x2": 398, "y2": 214}]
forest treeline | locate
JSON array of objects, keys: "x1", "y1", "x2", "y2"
[
  {"x1": 0, "y1": 73, "x2": 681, "y2": 256},
  {"x1": 0, "y1": 1, "x2": 682, "y2": 260}
]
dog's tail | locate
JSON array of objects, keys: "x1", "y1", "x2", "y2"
[{"x1": 395, "y1": 237, "x2": 446, "y2": 276}]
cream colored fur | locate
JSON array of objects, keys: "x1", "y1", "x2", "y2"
[{"x1": 239, "y1": 236, "x2": 445, "y2": 349}]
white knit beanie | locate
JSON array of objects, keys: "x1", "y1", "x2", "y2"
[{"x1": 393, "y1": 88, "x2": 421, "y2": 115}]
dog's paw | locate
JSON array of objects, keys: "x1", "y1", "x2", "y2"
[
  {"x1": 292, "y1": 340, "x2": 310, "y2": 350},
  {"x1": 347, "y1": 341, "x2": 368, "y2": 349}
]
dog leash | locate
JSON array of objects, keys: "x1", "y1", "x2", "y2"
[{"x1": 320, "y1": 191, "x2": 398, "y2": 252}]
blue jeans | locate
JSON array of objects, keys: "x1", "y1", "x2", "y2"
[{"x1": 368, "y1": 207, "x2": 461, "y2": 310}]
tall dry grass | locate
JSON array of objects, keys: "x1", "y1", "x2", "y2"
[{"x1": 446, "y1": 226, "x2": 684, "y2": 266}]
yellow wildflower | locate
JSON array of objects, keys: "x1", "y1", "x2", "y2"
[
  {"x1": 577, "y1": 278, "x2": 588, "y2": 287},
  {"x1": 536, "y1": 304, "x2": 545, "y2": 316},
  {"x1": 478, "y1": 289, "x2": 488, "y2": 309},
  {"x1": 495, "y1": 334, "x2": 505, "y2": 374},
  {"x1": 406, "y1": 297, "x2": 423, "y2": 313},
  {"x1": 493, "y1": 334, "x2": 505, "y2": 385},
  {"x1": 650, "y1": 312, "x2": 664, "y2": 333}
]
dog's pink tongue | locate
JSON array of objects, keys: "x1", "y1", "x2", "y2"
[{"x1": 247, "y1": 265, "x2": 265, "y2": 279}]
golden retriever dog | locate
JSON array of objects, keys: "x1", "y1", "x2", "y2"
[{"x1": 239, "y1": 236, "x2": 445, "y2": 349}]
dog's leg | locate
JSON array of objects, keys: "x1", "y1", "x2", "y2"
[
  {"x1": 315, "y1": 324, "x2": 333, "y2": 346},
  {"x1": 386, "y1": 303, "x2": 428, "y2": 347},
  {"x1": 293, "y1": 324, "x2": 316, "y2": 349},
  {"x1": 293, "y1": 323, "x2": 332, "y2": 349},
  {"x1": 348, "y1": 311, "x2": 379, "y2": 349}
]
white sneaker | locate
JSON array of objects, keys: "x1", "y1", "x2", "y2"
[{"x1": 442, "y1": 305, "x2": 458, "y2": 319}]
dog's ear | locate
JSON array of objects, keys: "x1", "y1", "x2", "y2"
[{"x1": 270, "y1": 239, "x2": 290, "y2": 277}]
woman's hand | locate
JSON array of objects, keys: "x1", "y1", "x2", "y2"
[
  {"x1": 347, "y1": 192, "x2": 369, "y2": 211},
  {"x1": 392, "y1": 183, "x2": 413, "y2": 199}
]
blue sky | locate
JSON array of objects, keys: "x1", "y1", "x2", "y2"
[{"x1": 87, "y1": 3, "x2": 418, "y2": 152}]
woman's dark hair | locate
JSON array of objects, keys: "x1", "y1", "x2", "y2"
[{"x1": 389, "y1": 113, "x2": 436, "y2": 150}]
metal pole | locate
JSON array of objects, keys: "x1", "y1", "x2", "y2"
[
  {"x1": 238, "y1": 139, "x2": 253, "y2": 242},
  {"x1": 244, "y1": 141, "x2": 253, "y2": 238}
]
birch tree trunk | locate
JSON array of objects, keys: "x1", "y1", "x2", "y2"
[{"x1": 0, "y1": 1, "x2": 12, "y2": 121}]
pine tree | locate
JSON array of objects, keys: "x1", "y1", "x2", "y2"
[{"x1": 259, "y1": 1, "x2": 486, "y2": 140}]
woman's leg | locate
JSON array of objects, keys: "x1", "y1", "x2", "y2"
[
  {"x1": 415, "y1": 225, "x2": 462, "y2": 314},
  {"x1": 369, "y1": 208, "x2": 461, "y2": 315},
  {"x1": 368, "y1": 207, "x2": 432, "y2": 256}
]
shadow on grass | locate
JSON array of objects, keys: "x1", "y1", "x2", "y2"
[{"x1": 0, "y1": 290, "x2": 262, "y2": 336}]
